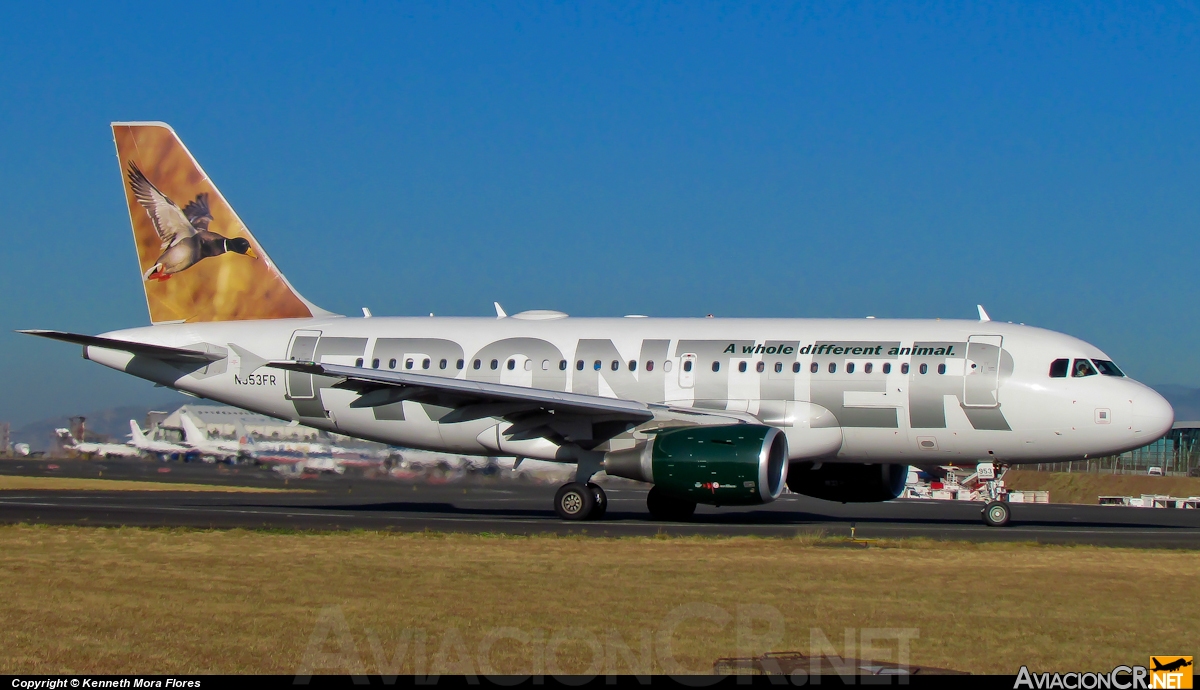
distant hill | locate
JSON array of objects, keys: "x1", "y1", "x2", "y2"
[
  {"x1": 1150, "y1": 385, "x2": 1200, "y2": 423},
  {"x1": 13, "y1": 397, "x2": 191, "y2": 451}
]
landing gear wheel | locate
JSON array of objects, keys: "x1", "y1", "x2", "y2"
[
  {"x1": 554, "y1": 482, "x2": 596, "y2": 521},
  {"x1": 586, "y1": 483, "x2": 608, "y2": 520},
  {"x1": 982, "y1": 501, "x2": 1010, "y2": 527},
  {"x1": 646, "y1": 486, "x2": 697, "y2": 521}
]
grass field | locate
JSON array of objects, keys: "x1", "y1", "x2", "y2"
[
  {"x1": 0, "y1": 475, "x2": 299, "y2": 493},
  {"x1": 1006, "y1": 470, "x2": 1200, "y2": 504},
  {"x1": 1, "y1": 525, "x2": 1196, "y2": 675}
]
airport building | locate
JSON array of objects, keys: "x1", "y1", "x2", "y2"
[
  {"x1": 155, "y1": 405, "x2": 326, "y2": 442},
  {"x1": 1033, "y1": 422, "x2": 1200, "y2": 476}
]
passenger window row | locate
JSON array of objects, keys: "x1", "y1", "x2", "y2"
[{"x1": 351, "y1": 356, "x2": 949, "y2": 377}]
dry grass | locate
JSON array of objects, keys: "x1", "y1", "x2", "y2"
[
  {"x1": 0, "y1": 525, "x2": 1196, "y2": 675},
  {"x1": 1006, "y1": 470, "x2": 1200, "y2": 504},
  {"x1": 0, "y1": 475, "x2": 299, "y2": 493}
]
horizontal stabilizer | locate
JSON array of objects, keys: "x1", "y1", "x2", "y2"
[{"x1": 18, "y1": 330, "x2": 225, "y2": 363}]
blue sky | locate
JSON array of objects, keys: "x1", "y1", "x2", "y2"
[{"x1": 1, "y1": 2, "x2": 1198, "y2": 426}]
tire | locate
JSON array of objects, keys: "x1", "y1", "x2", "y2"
[
  {"x1": 646, "y1": 486, "x2": 697, "y2": 521},
  {"x1": 554, "y1": 482, "x2": 596, "y2": 521},
  {"x1": 587, "y1": 483, "x2": 608, "y2": 520},
  {"x1": 982, "y1": 500, "x2": 1010, "y2": 527}
]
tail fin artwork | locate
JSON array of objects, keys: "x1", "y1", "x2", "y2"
[{"x1": 112, "y1": 122, "x2": 331, "y2": 324}]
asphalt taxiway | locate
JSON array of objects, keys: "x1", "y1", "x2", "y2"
[{"x1": 1, "y1": 459, "x2": 1198, "y2": 547}]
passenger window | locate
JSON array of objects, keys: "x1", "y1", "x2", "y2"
[
  {"x1": 937, "y1": 363, "x2": 946, "y2": 375},
  {"x1": 810, "y1": 362, "x2": 818, "y2": 373},
  {"x1": 683, "y1": 360, "x2": 693, "y2": 372},
  {"x1": 919, "y1": 363, "x2": 928, "y2": 374},
  {"x1": 756, "y1": 361, "x2": 765, "y2": 373},
  {"x1": 628, "y1": 360, "x2": 637, "y2": 371},
  {"x1": 439, "y1": 359, "x2": 448, "y2": 370},
  {"x1": 507, "y1": 359, "x2": 516, "y2": 370},
  {"x1": 541, "y1": 360, "x2": 549, "y2": 371},
  {"x1": 712, "y1": 361, "x2": 720, "y2": 372},
  {"x1": 389, "y1": 358, "x2": 397, "y2": 369},
  {"x1": 846, "y1": 362, "x2": 855, "y2": 374},
  {"x1": 372, "y1": 359, "x2": 380, "y2": 369},
  {"x1": 560, "y1": 360, "x2": 568, "y2": 371},
  {"x1": 828, "y1": 362, "x2": 836, "y2": 374},
  {"x1": 611, "y1": 360, "x2": 620, "y2": 371},
  {"x1": 882, "y1": 362, "x2": 891, "y2": 374},
  {"x1": 355, "y1": 358, "x2": 364, "y2": 367},
  {"x1": 864, "y1": 362, "x2": 873, "y2": 374},
  {"x1": 405, "y1": 359, "x2": 414, "y2": 370},
  {"x1": 473, "y1": 359, "x2": 481, "y2": 370},
  {"x1": 901, "y1": 363, "x2": 909, "y2": 375},
  {"x1": 1092, "y1": 360, "x2": 1125, "y2": 377},
  {"x1": 738, "y1": 361, "x2": 747, "y2": 373},
  {"x1": 422, "y1": 358, "x2": 431, "y2": 370},
  {"x1": 646, "y1": 361, "x2": 654, "y2": 372},
  {"x1": 594, "y1": 360, "x2": 602, "y2": 371},
  {"x1": 1072, "y1": 359, "x2": 1098, "y2": 377},
  {"x1": 775, "y1": 362, "x2": 783, "y2": 373},
  {"x1": 1049, "y1": 359, "x2": 1069, "y2": 377},
  {"x1": 576, "y1": 360, "x2": 584, "y2": 371},
  {"x1": 663, "y1": 360, "x2": 673, "y2": 372},
  {"x1": 490, "y1": 359, "x2": 499, "y2": 370},
  {"x1": 457, "y1": 359, "x2": 465, "y2": 370}
]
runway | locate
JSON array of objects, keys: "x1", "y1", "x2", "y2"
[{"x1": 2, "y1": 459, "x2": 1198, "y2": 547}]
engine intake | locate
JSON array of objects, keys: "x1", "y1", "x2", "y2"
[
  {"x1": 786, "y1": 462, "x2": 907, "y2": 503},
  {"x1": 604, "y1": 425, "x2": 788, "y2": 505}
]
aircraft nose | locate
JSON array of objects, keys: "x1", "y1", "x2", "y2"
[{"x1": 1133, "y1": 387, "x2": 1174, "y2": 439}]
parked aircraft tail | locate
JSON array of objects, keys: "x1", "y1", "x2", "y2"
[
  {"x1": 111, "y1": 122, "x2": 331, "y2": 324},
  {"x1": 54, "y1": 428, "x2": 78, "y2": 447},
  {"x1": 128, "y1": 420, "x2": 148, "y2": 446},
  {"x1": 179, "y1": 414, "x2": 207, "y2": 447}
]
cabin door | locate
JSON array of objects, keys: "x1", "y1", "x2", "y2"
[{"x1": 963, "y1": 335, "x2": 1003, "y2": 407}]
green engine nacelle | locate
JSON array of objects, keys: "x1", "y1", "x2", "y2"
[{"x1": 603, "y1": 425, "x2": 789, "y2": 506}]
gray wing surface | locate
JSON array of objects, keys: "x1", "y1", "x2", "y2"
[{"x1": 266, "y1": 360, "x2": 746, "y2": 448}]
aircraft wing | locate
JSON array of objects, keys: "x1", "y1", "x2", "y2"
[
  {"x1": 266, "y1": 360, "x2": 747, "y2": 448},
  {"x1": 19, "y1": 330, "x2": 225, "y2": 363}
]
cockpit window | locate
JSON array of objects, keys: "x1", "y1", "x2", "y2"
[
  {"x1": 1072, "y1": 359, "x2": 1098, "y2": 378},
  {"x1": 1049, "y1": 359, "x2": 1069, "y2": 378},
  {"x1": 1092, "y1": 359, "x2": 1125, "y2": 377}
]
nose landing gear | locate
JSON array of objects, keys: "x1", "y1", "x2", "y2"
[{"x1": 982, "y1": 501, "x2": 1010, "y2": 527}]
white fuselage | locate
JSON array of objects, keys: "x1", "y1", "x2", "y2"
[{"x1": 84, "y1": 315, "x2": 1174, "y2": 466}]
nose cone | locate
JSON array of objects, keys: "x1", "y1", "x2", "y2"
[{"x1": 1133, "y1": 387, "x2": 1175, "y2": 439}]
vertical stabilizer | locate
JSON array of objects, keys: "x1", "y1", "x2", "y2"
[
  {"x1": 112, "y1": 122, "x2": 332, "y2": 324},
  {"x1": 179, "y1": 414, "x2": 207, "y2": 446},
  {"x1": 128, "y1": 420, "x2": 148, "y2": 447}
]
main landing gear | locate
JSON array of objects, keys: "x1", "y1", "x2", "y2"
[{"x1": 553, "y1": 482, "x2": 608, "y2": 521}]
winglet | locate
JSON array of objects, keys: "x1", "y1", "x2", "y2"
[
  {"x1": 977, "y1": 305, "x2": 991, "y2": 322},
  {"x1": 494, "y1": 302, "x2": 507, "y2": 318}
]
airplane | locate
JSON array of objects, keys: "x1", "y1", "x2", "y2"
[
  {"x1": 178, "y1": 414, "x2": 245, "y2": 462},
  {"x1": 22, "y1": 122, "x2": 1175, "y2": 526},
  {"x1": 54, "y1": 428, "x2": 142, "y2": 459},
  {"x1": 127, "y1": 420, "x2": 194, "y2": 459}
]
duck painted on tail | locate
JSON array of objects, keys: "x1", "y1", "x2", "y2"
[{"x1": 127, "y1": 162, "x2": 257, "y2": 281}]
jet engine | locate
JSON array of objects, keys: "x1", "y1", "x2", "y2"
[
  {"x1": 603, "y1": 425, "x2": 788, "y2": 505},
  {"x1": 785, "y1": 461, "x2": 907, "y2": 503}
]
